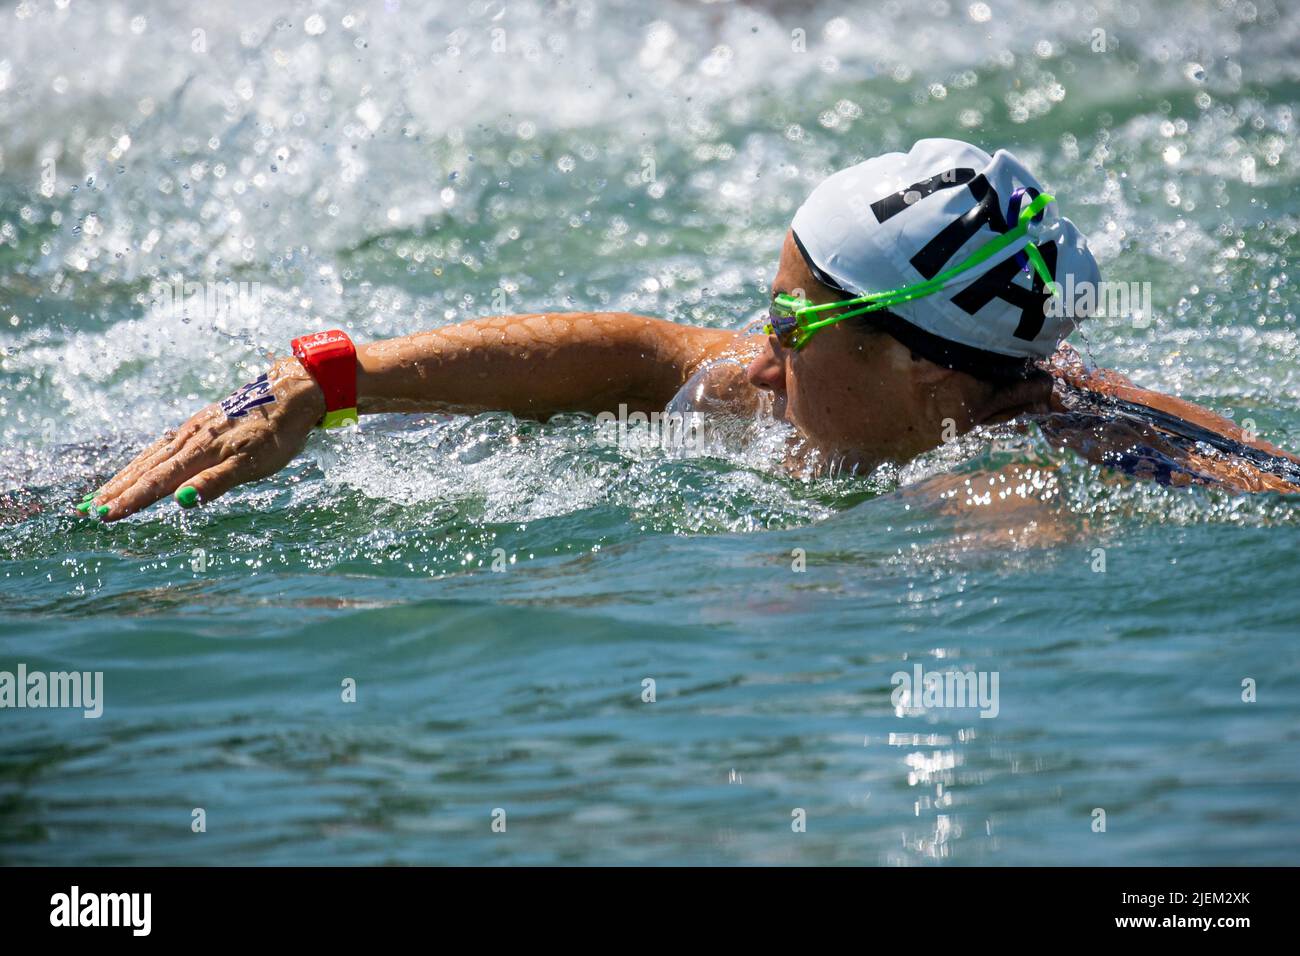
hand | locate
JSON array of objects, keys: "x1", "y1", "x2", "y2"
[{"x1": 80, "y1": 357, "x2": 326, "y2": 522}]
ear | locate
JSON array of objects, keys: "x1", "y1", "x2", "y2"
[
  {"x1": 903, "y1": 349, "x2": 986, "y2": 423},
  {"x1": 908, "y1": 350, "x2": 962, "y2": 388}
]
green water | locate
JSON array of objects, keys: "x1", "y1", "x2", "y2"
[{"x1": 1, "y1": 0, "x2": 1298, "y2": 864}]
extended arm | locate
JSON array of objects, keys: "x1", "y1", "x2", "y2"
[
  {"x1": 85, "y1": 313, "x2": 739, "y2": 521},
  {"x1": 356, "y1": 311, "x2": 736, "y2": 417}
]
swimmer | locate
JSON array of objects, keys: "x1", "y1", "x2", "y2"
[{"x1": 80, "y1": 139, "x2": 1300, "y2": 522}]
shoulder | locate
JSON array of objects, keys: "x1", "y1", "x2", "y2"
[
  {"x1": 1043, "y1": 345, "x2": 1300, "y2": 493},
  {"x1": 667, "y1": 340, "x2": 767, "y2": 417},
  {"x1": 897, "y1": 461, "x2": 1079, "y2": 548}
]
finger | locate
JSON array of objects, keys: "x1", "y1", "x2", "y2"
[
  {"x1": 89, "y1": 419, "x2": 201, "y2": 505},
  {"x1": 99, "y1": 445, "x2": 219, "y2": 522},
  {"x1": 73, "y1": 435, "x2": 168, "y2": 512},
  {"x1": 174, "y1": 456, "x2": 250, "y2": 509}
]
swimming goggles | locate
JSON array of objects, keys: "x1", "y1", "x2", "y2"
[{"x1": 763, "y1": 192, "x2": 1059, "y2": 350}]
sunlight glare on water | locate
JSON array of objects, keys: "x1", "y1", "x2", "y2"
[{"x1": 1, "y1": 0, "x2": 1298, "y2": 865}]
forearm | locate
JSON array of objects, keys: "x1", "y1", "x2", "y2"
[
  {"x1": 354, "y1": 311, "x2": 736, "y2": 418},
  {"x1": 89, "y1": 312, "x2": 740, "y2": 521}
]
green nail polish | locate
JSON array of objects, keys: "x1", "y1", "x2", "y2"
[
  {"x1": 176, "y1": 486, "x2": 199, "y2": 508},
  {"x1": 96, "y1": 505, "x2": 110, "y2": 517},
  {"x1": 76, "y1": 501, "x2": 92, "y2": 513},
  {"x1": 81, "y1": 492, "x2": 96, "y2": 502}
]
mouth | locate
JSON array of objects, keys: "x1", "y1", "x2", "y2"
[{"x1": 768, "y1": 391, "x2": 788, "y2": 422}]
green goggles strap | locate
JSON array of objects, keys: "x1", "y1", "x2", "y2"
[{"x1": 782, "y1": 192, "x2": 1059, "y2": 342}]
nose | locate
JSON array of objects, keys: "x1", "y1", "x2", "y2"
[{"x1": 746, "y1": 336, "x2": 786, "y2": 392}]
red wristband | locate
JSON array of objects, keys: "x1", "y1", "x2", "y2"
[{"x1": 290, "y1": 329, "x2": 358, "y2": 429}]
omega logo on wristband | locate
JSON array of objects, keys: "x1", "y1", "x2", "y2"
[{"x1": 290, "y1": 329, "x2": 359, "y2": 429}]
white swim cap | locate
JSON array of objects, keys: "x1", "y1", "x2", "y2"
[{"x1": 790, "y1": 138, "x2": 1100, "y2": 378}]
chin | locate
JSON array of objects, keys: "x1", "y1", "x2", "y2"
[{"x1": 784, "y1": 429, "x2": 882, "y2": 478}]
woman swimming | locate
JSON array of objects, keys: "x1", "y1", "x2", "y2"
[{"x1": 78, "y1": 139, "x2": 1300, "y2": 522}]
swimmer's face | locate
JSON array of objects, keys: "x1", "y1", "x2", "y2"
[{"x1": 746, "y1": 229, "x2": 945, "y2": 469}]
